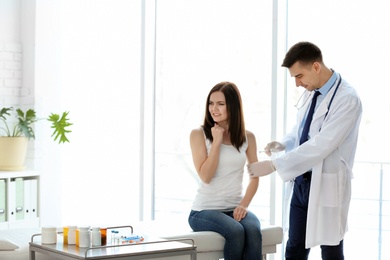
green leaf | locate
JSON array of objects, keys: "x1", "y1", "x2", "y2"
[
  {"x1": 47, "y1": 111, "x2": 73, "y2": 144},
  {"x1": 16, "y1": 108, "x2": 37, "y2": 139},
  {"x1": 0, "y1": 107, "x2": 12, "y2": 136},
  {"x1": 0, "y1": 107, "x2": 12, "y2": 120}
]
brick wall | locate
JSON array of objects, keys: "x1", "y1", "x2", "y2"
[
  {"x1": 0, "y1": 42, "x2": 23, "y2": 107},
  {"x1": 0, "y1": 42, "x2": 35, "y2": 168}
]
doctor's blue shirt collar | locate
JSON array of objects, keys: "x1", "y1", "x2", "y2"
[{"x1": 318, "y1": 69, "x2": 337, "y2": 96}]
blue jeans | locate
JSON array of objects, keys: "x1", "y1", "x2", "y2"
[
  {"x1": 286, "y1": 179, "x2": 344, "y2": 260},
  {"x1": 188, "y1": 209, "x2": 262, "y2": 260}
]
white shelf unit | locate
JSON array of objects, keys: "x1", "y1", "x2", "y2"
[{"x1": 0, "y1": 170, "x2": 40, "y2": 230}]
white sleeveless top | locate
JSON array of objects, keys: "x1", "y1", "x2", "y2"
[{"x1": 191, "y1": 132, "x2": 248, "y2": 211}]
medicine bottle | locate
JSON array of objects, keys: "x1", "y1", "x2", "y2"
[
  {"x1": 41, "y1": 226, "x2": 57, "y2": 244},
  {"x1": 78, "y1": 226, "x2": 91, "y2": 248},
  {"x1": 68, "y1": 226, "x2": 77, "y2": 245},
  {"x1": 63, "y1": 226, "x2": 69, "y2": 244},
  {"x1": 100, "y1": 227, "x2": 107, "y2": 245},
  {"x1": 91, "y1": 227, "x2": 101, "y2": 246}
]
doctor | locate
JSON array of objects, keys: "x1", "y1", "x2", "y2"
[{"x1": 248, "y1": 42, "x2": 362, "y2": 260}]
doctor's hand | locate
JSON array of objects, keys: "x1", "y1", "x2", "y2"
[
  {"x1": 264, "y1": 141, "x2": 285, "y2": 156},
  {"x1": 247, "y1": 160, "x2": 276, "y2": 177}
]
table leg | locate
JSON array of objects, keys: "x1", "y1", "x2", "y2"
[{"x1": 29, "y1": 247, "x2": 36, "y2": 260}]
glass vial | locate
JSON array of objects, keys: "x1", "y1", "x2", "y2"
[{"x1": 111, "y1": 230, "x2": 119, "y2": 245}]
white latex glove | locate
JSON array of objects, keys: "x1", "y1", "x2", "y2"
[
  {"x1": 247, "y1": 160, "x2": 276, "y2": 177},
  {"x1": 264, "y1": 141, "x2": 285, "y2": 156}
]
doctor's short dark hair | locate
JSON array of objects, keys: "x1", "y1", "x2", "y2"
[{"x1": 282, "y1": 41, "x2": 323, "y2": 68}]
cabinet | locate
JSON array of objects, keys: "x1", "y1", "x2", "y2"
[{"x1": 0, "y1": 170, "x2": 40, "y2": 230}]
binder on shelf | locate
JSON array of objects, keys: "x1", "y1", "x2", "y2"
[
  {"x1": 8, "y1": 179, "x2": 16, "y2": 222},
  {"x1": 30, "y1": 178, "x2": 38, "y2": 219},
  {"x1": 23, "y1": 179, "x2": 31, "y2": 219},
  {"x1": 0, "y1": 179, "x2": 5, "y2": 222},
  {"x1": 24, "y1": 178, "x2": 38, "y2": 219},
  {"x1": 15, "y1": 177, "x2": 25, "y2": 221}
]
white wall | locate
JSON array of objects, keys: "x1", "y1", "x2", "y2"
[
  {"x1": 0, "y1": 0, "x2": 23, "y2": 107},
  {"x1": 33, "y1": 0, "x2": 64, "y2": 227},
  {"x1": 0, "y1": 0, "x2": 61, "y2": 226},
  {"x1": 0, "y1": 0, "x2": 35, "y2": 167},
  {"x1": 35, "y1": 0, "x2": 143, "y2": 227},
  {"x1": 2, "y1": 0, "x2": 144, "y2": 228},
  {"x1": 0, "y1": 0, "x2": 20, "y2": 42}
]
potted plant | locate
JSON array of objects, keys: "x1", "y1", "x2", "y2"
[{"x1": 0, "y1": 107, "x2": 72, "y2": 171}]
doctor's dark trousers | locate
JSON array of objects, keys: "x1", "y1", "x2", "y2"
[{"x1": 285, "y1": 176, "x2": 344, "y2": 260}]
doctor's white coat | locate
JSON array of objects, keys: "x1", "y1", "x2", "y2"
[{"x1": 273, "y1": 73, "x2": 362, "y2": 248}]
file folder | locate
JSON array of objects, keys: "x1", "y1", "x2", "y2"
[
  {"x1": 0, "y1": 179, "x2": 5, "y2": 222},
  {"x1": 30, "y1": 178, "x2": 38, "y2": 218},
  {"x1": 8, "y1": 179, "x2": 15, "y2": 222},
  {"x1": 23, "y1": 179, "x2": 31, "y2": 219},
  {"x1": 15, "y1": 177, "x2": 24, "y2": 220},
  {"x1": 23, "y1": 178, "x2": 38, "y2": 219}
]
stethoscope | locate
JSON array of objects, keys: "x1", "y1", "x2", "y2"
[
  {"x1": 323, "y1": 74, "x2": 342, "y2": 121},
  {"x1": 319, "y1": 74, "x2": 342, "y2": 131},
  {"x1": 295, "y1": 73, "x2": 342, "y2": 132}
]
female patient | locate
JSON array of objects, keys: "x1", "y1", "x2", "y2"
[{"x1": 188, "y1": 81, "x2": 262, "y2": 260}]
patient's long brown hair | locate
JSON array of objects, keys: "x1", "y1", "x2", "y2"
[{"x1": 202, "y1": 82, "x2": 246, "y2": 151}]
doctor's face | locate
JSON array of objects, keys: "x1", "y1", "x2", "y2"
[{"x1": 289, "y1": 61, "x2": 321, "y2": 91}]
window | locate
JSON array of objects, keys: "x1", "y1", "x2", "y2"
[{"x1": 153, "y1": 0, "x2": 275, "y2": 225}]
